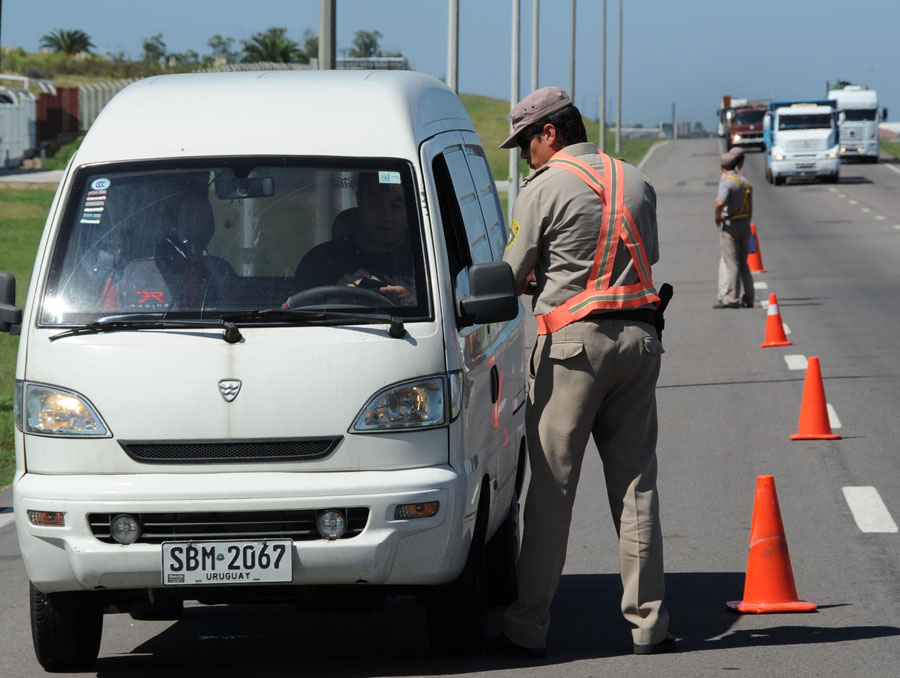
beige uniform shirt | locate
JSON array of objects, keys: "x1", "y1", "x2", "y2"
[{"x1": 503, "y1": 142, "x2": 659, "y2": 317}]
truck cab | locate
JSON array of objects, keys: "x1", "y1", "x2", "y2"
[
  {"x1": 827, "y1": 85, "x2": 880, "y2": 162},
  {"x1": 764, "y1": 100, "x2": 841, "y2": 185},
  {"x1": 728, "y1": 103, "x2": 767, "y2": 151}
]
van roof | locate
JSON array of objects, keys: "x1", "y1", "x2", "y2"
[{"x1": 74, "y1": 70, "x2": 475, "y2": 165}]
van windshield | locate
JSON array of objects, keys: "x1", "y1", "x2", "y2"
[{"x1": 40, "y1": 159, "x2": 429, "y2": 326}]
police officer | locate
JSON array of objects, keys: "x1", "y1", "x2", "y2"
[
  {"x1": 713, "y1": 147, "x2": 753, "y2": 309},
  {"x1": 493, "y1": 87, "x2": 674, "y2": 657}
]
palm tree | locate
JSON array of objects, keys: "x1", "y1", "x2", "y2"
[
  {"x1": 40, "y1": 29, "x2": 94, "y2": 55},
  {"x1": 241, "y1": 28, "x2": 301, "y2": 64}
]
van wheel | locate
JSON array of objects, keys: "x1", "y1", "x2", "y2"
[
  {"x1": 425, "y1": 519, "x2": 488, "y2": 654},
  {"x1": 30, "y1": 582, "x2": 103, "y2": 672},
  {"x1": 765, "y1": 168, "x2": 773, "y2": 184},
  {"x1": 486, "y1": 490, "x2": 520, "y2": 606},
  {"x1": 774, "y1": 175, "x2": 785, "y2": 186}
]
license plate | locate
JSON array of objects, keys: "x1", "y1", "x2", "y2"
[
  {"x1": 162, "y1": 539, "x2": 292, "y2": 586},
  {"x1": 796, "y1": 162, "x2": 815, "y2": 169}
]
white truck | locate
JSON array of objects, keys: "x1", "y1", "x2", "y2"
[
  {"x1": 827, "y1": 85, "x2": 880, "y2": 162},
  {"x1": 764, "y1": 100, "x2": 841, "y2": 185}
]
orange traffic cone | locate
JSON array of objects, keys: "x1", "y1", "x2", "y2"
[
  {"x1": 747, "y1": 223, "x2": 767, "y2": 273},
  {"x1": 790, "y1": 356, "x2": 841, "y2": 440},
  {"x1": 760, "y1": 293, "x2": 792, "y2": 348},
  {"x1": 727, "y1": 475, "x2": 817, "y2": 614}
]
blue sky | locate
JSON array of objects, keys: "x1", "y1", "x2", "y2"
[{"x1": 2, "y1": 0, "x2": 898, "y2": 128}]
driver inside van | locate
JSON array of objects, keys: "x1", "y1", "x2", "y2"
[{"x1": 293, "y1": 172, "x2": 416, "y2": 306}]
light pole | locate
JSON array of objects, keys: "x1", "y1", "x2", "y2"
[
  {"x1": 615, "y1": 0, "x2": 623, "y2": 154},
  {"x1": 531, "y1": 0, "x2": 539, "y2": 92},
  {"x1": 509, "y1": 0, "x2": 521, "y2": 222},
  {"x1": 600, "y1": 0, "x2": 606, "y2": 151},
  {"x1": 447, "y1": 0, "x2": 459, "y2": 93},
  {"x1": 318, "y1": 0, "x2": 336, "y2": 70},
  {"x1": 569, "y1": 0, "x2": 576, "y2": 100}
]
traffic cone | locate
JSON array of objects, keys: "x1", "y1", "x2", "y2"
[
  {"x1": 760, "y1": 293, "x2": 792, "y2": 348},
  {"x1": 727, "y1": 475, "x2": 817, "y2": 614},
  {"x1": 790, "y1": 356, "x2": 841, "y2": 440},
  {"x1": 747, "y1": 223, "x2": 767, "y2": 273}
]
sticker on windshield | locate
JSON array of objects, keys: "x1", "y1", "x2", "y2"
[
  {"x1": 80, "y1": 189, "x2": 108, "y2": 224},
  {"x1": 378, "y1": 171, "x2": 402, "y2": 185},
  {"x1": 90, "y1": 178, "x2": 111, "y2": 191}
]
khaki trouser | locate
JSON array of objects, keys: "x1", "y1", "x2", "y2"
[
  {"x1": 503, "y1": 318, "x2": 669, "y2": 649},
  {"x1": 720, "y1": 218, "x2": 754, "y2": 306}
]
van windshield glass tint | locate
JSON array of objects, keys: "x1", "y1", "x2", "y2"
[
  {"x1": 39, "y1": 159, "x2": 429, "y2": 326},
  {"x1": 778, "y1": 114, "x2": 832, "y2": 130}
]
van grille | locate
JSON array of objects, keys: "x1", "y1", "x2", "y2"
[
  {"x1": 786, "y1": 139, "x2": 826, "y2": 152},
  {"x1": 119, "y1": 438, "x2": 340, "y2": 464},
  {"x1": 88, "y1": 508, "x2": 369, "y2": 544}
]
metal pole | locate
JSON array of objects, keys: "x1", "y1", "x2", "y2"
[
  {"x1": 318, "y1": 0, "x2": 336, "y2": 70},
  {"x1": 672, "y1": 102, "x2": 677, "y2": 141},
  {"x1": 447, "y1": 0, "x2": 459, "y2": 93},
  {"x1": 508, "y1": 0, "x2": 521, "y2": 222},
  {"x1": 531, "y1": 0, "x2": 539, "y2": 92},
  {"x1": 615, "y1": 0, "x2": 622, "y2": 154},
  {"x1": 599, "y1": 0, "x2": 606, "y2": 151},
  {"x1": 569, "y1": 0, "x2": 576, "y2": 100}
]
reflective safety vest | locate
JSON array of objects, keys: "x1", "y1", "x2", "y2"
[
  {"x1": 724, "y1": 171, "x2": 752, "y2": 220},
  {"x1": 535, "y1": 151, "x2": 660, "y2": 335}
]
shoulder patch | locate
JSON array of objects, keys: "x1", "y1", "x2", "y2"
[{"x1": 506, "y1": 219, "x2": 520, "y2": 248}]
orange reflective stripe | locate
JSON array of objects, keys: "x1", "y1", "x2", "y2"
[{"x1": 535, "y1": 151, "x2": 659, "y2": 335}]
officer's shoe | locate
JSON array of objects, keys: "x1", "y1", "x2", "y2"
[
  {"x1": 633, "y1": 634, "x2": 678, "y2": 655},
  {"x1": 486, "y1": 633, "x2": 547, "y2": 659}
]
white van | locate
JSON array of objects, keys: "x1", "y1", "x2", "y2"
[
  {"x1": 0, "y1": 70, "x2": 526, "y2": 670},
  {"x1": 827, "y1": 85, "x2": 880, "y2": 162}
]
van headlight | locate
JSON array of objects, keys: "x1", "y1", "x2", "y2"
[
  {"x1": 18, "y1": 382, "x2": 110, "y2": 436},
  {"x1": 353, "y1": 377, "x2": 445, "y2": 432}
]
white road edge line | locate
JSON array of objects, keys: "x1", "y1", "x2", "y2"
[
  {"x1": 782, "y1": 323, "x2": 791, "y2": 335},
  {"x1": 0, "y1": 512, "x2": 15, "y2": 530},
  {"x1": 842, "y1": 486, "x2": 899, "y2": 533},
  {"x1": 882, "y1": 161, "x2": 900, "y2": 176}
]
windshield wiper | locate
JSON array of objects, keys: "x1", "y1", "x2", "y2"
[
  {"x1": 50, "y1": 317, "x2": 243, "y2": 344},
  {"x1": 221, "y1": 307, "x2": 406, "y2": 339}
]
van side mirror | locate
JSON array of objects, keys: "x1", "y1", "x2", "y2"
[
  {"x1": 457, "y1": 262, "x2": 518, "y2": 327},
  {"x1": 0, "y1": 270, "x2": 23, "y2": 335}
]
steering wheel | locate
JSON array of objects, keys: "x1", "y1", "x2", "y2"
[{"x1": 284, "y1": 285, "x2": 394, "y2": 309}]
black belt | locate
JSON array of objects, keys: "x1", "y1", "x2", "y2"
[{"x1": 585, "y1": 309, "x2": 657, "y2": 325}]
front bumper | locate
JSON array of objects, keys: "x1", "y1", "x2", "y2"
[
  {"x1": 14, "y1": 468, "x2": 470, "y2": 593},
  {"x1": 770, "y1": 156, "x2": 840, "y2": 178}
]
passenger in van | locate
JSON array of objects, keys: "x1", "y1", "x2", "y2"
[
  {"x1": 293, "y1": 173, "x2": 416, "y2": 306},
  {"x1": 100, "y1": 192, "x2": 235, "y2": 312}
]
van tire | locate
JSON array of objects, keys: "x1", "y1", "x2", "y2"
[
  {"x1": 30, "y1": 582, "x2": 103, "y2": 671},
  {"x1": 486, "y1": 489, "x2": 519, "y2": 606},
  {"x1": 425, "y1": 504, "x2": 488, "y2": 654}
]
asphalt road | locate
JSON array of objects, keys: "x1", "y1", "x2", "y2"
[{"x1": 2, "y1": 138, "x2": 899, "y2": 676}]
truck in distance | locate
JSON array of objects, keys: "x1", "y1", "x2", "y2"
[
  {"x1": 826, "y1": 84, "x2": 881, "y2": 162},
  {"x1": 727, "y1": 103, "x2": 768, "y2": 151},
  {"x1": 763, "y1": 99, "x2": 841, "y2": 185}
]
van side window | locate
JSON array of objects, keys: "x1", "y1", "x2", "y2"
[
  {"x1": 464, "y1": 145, "x2": 507, "y2": 260},
  {"x1": 441, "y1": 145, "x2": 493, "y2": 265},
  {"x1": 431, "y1": 153, "x2": 472, "y2": 285}
]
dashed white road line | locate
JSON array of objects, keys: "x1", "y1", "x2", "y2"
[
  {"x1": 875, "y1": 215, "x2": 886, "y2": 221},
  {"x1": 753, "y1": 281, "x2": 769, "y2": 290},
  {"x1": 842, "y1": 487, "x2": 899, "y2": 533},
  {"x1": 784, "y1": 354, "x2": 808, "y2": 371},
  {"x1": 861, "y1": 207, "x2": 871, "y2": 213},
  {"x1": 827, "y1": 403, "x2": 842, "y2": 429},
  {"x1": 849, "y1": 199, "x2": 858, "y2": 205}
]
